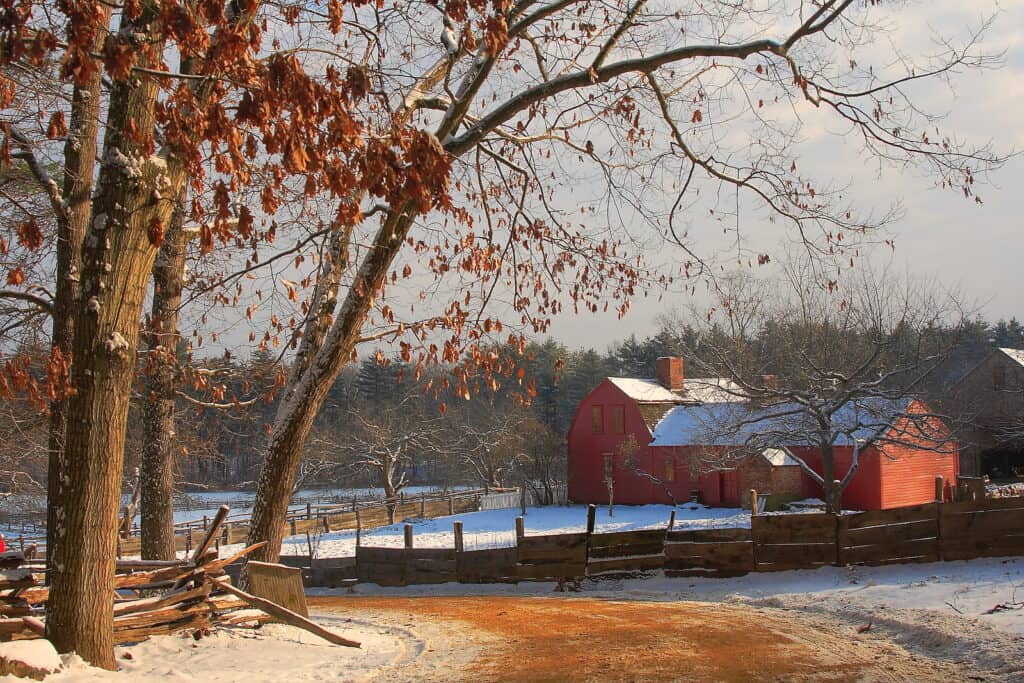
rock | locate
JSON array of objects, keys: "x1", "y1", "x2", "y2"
[{"x1": 0, "y1": 639, "x2": 61, "y2": 680}]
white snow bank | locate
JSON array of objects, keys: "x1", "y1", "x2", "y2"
[
  {"x1": 0, "y1": 639, "x2": 61, "y2": 678},
  {"x1": 25, "y1": 617, "x2": 406, "y2": 682}
]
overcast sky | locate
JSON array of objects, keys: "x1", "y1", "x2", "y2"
[{"x1": 543, "y1": 0, "x2": 1024, "y2": 350}]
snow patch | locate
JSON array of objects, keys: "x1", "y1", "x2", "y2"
[{"x1": 0, "y1": 639, "x2": 61, "y2": 678}]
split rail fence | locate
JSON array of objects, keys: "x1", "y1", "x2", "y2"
[
  {"x1": 114, "y1": 490, "x2": 486, "y2": 557},
  {"x1": 333, "y1": 494, "x2": 1024, "y2": 587}
]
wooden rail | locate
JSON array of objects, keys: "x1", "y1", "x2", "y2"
[{"x1": 341, "y1": 494, "x2": 1024, "y2": 587}]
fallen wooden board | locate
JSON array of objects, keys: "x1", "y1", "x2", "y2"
[
  {"x1": 245, "y1": 562, "x2": 308, "y2": 617},
  {"x1": 209, "y1": 578, "x2": 360, "y2": 648}
]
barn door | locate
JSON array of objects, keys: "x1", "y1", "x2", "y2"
[{"x1": 722, "y1": 470, "x2": 740, "y2": 507}]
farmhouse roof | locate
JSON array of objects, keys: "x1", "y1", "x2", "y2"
[
  {"x1": 999, "y1": 347, "x2": 1024, "y2": 367},
  {"x1": 650, "y1": 396, "x2": 915, "y2": 449},
  {"x1": 607, "y1": 377, "x2": 744, "y2": 404}
]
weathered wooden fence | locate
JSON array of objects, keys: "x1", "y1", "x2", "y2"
[
  {"x1": 336, "y1": 494, "x2": 1024, "y2": 587},
  {"x1": 115, "y1": 490, "x2": 484, "y2": 557}
]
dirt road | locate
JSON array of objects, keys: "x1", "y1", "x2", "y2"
[{"x1": 311, "y1": 595, "x2": 989, "y2": 682}]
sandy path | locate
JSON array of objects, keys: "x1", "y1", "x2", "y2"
[{"x1": 311, "y1": 595, "x2": 991, "y2": 682}]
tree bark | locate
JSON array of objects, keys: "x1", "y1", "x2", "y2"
[
  {"x1": 140, "y1": 200, "x2": 187, "y2": 560},
  {"x1": 821, "y1": 442, "x2": 838, "y2": 514},
  {"x1": 45, "y1": 4, "x2": 112, "y2": 572},
  {"x1": 45, "y1": 10, "x2": 181, "y2": 666},
  {"x1": 246, "y1": 206, "x2": 417, "y2": 564}
]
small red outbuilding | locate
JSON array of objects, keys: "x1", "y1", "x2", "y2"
[{"x1": 566, "y1": 357, "x2": 958, "y2": 510}]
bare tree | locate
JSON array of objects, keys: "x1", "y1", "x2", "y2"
[
  {"x1": 673, "y1": 259, "x2": 966, "y2": 512},
  {"x1": 323, "y1": 393, "x2": 444, "y2": 521},
  {"x1": 449, "y1": 405, "x2": 524, "y2": 489}
]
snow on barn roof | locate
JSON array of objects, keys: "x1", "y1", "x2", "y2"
[
  {"x1": 999, "y1": 347, "x2": 1024, "y2": 367},
  {"x1": 608, "y1": 377, "x2": 680, "y2": 402},
  {"x1": 608, "y1": 377, "x2": 744, "y2": 404},
  {"x1": 761, "y1": 447, "x2": 801, "y2": 467},
  {"x1": 650, "y1": 396, "x2": 915, "y2": 449}
]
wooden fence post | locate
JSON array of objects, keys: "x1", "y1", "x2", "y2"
[
  {"x1": 667, "y1": 510, "x2": 676, "y2": 532},
  {"x1": 404, "y1": 524, "x2": 414, "y2": 549},
  {"x1": 586, "y1": 504, "x2": 597, "y2": 535},
  {"x1": 515, "y1": 516, "x2": 525, "y2": 542},
  {"x1": 420, "y1": 495, "x2": 425, "y2": 518},
  {"x1": 935, "y1": 475, "x2": 945, "y2": 502},
  {"x1": 750, "y1": 489, "x2": 758, "y2": 516},
  {"x1": 355, "y1": 508, "x2": 362, "y2": 548},
  {"x1": 203, "y1": 515, "x2": 208, "y2": 530},
  {"x1": 453, "y1": 521, "x2": 464, "y2": 554},
  {"x1": 448, "y1": 495, "x2": 454, "y2": 516},
  {"x1": 307, "y1": 503, "x2": 312, "y2": 520}
]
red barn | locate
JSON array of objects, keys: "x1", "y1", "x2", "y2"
[{"x1": 567, "y1": 357, "x2": 958, "y2": 510}]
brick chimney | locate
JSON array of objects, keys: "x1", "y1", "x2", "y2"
[{"x1": 656, "y1": 357, "x2": 685, "y2": 392}]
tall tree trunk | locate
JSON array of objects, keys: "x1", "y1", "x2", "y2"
[
  {"x1": 246, "y1": 207, "x2": 416, "y2": 564},
  {"x1": 45, "y1": 10, "x2": 179, "y2": 666},
  {"x1": 45, "y1": 4, "x2": 112, "y2": 572},
  {"x1": 140, "y1": 199, "x2": 187, "y2": 560},
  {"x1": 821, "y1": 442, "x2": 838, "y2": 514}
]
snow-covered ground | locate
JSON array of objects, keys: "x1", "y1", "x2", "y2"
[
  {"x1": 232, "y1": 503, "x2": 753, "y2": 558},
  {"x1": 337, "y1": 554, "x2": 1024, "y2": 635},
  {"x1": 1, "y1": 617, "x2": 454, "y2": 683},
  {"x1": 17, "y1": 556, "x2": 1024, "y2": 681}
]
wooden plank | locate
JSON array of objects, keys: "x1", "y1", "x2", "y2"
[
  {"x1": 457, "y1": 548, "x2": 517, "y2": 581},
  {"x1": 588, "y1": 543, "x2": 665, "y2": 560},
  {"x1": 517, "y1": 547, "x2": 587, "y2": 564},
  {"x1": 405, "y1": 549, "x2": 456, "y2": 562},
  {"x1": 839, "y1": 539, "x2": 939, "y2": 566},
  {"x1": 0, "y1": 552, "x2": 25, "y2": 569},
  {"x1": 940, "y1": 509, "x2": 1024, "y2": 536},
  {"x1": 588, "y1": 530, "x2": 666, "y2": 548},
  {"x1": 326, "y1": 512, "x2": 358, "y2": 530},
  {"x1": 516, "y1": 562, "x2": 585, "y2": 580},
  {"x1": 943, "y1": 497, "x2": 1024, "y2": 514},
  {"x1": 293, "y1": 519, "x2": 321, "y2": 535},
  {"x1": 356, "y1": 563, "x2": 404, "y2": 586},
  {"x1": 667, "y1": 528, "x2": 752, "y2": 543},
  {"x1": 587, "y1": 555, "x2": 665, "y2": 574},
  {"x1": 756, "y1": 543, "x2": 835, "y2": 566},
  {"x1": 941, "y1": 536, "x2": 1024, "y2": 561},
  {"x1": 210, "y1": 578, "x2": 359, "y2": 647},
  {"x1": 518, "y1": 533, "x2": 588, "y2": 551},
  {"x1": 227, "y1": 526, "x2": 249, "y2": 544},
  {"x1": 119, "y1": 538, "x2": 142, "y2": 554},
  {"x1": 245, "y1": 561, "x2": 309, "y2": 618},
  {"x1": 839, "y1": 519, "x2": 938, "y2": 547},
  {"x1": 665, "y1": 541, "x2": 754, "y2": 563},
  {"x1": 191, "y1": 505, "x2": 229, "y2": 563},
  {"x1": 843, "y1": 503, "x2": 938, "y2": 530},
  {"x1": 358, "y1": 547, "x2": 409, "y2": 563},
  {"x1": 753, "y1": 514, "x2": 836, "y2": 544}
]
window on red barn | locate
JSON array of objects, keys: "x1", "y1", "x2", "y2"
[
  {"x1": 664, "y1": 458, "x2": 675, "y2": 482},
  {"x1": 591, "y1": 405, "x2": 603, "y2": 434},
  {"x1": 612, "y1": 405, "x2": 624, "y2": 433}
]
